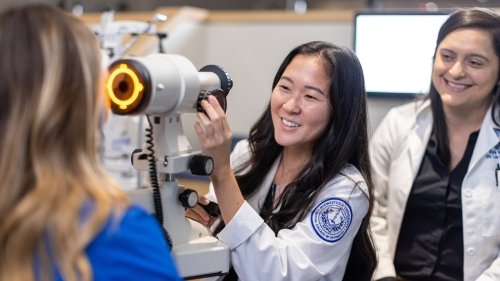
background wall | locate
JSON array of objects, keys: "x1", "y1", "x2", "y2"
[{"x1": 151, "y1": 10, "x2": 413, "y2": 138}]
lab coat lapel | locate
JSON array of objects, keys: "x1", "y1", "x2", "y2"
[
  {"x1": 468, "y1": 107, "x2": 500, "y2": 173},
  {"x1": 393, "y1": 104, "x2": 432, "y2": 215},
  {"x1": 408, "y1": 104, "x2": 433, "y2": 179},
  {"x1": 246, "y1": 155, "x2": 281, "y2": 210}
]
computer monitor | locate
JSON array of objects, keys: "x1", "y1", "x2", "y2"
[{"x1": 353, "y1": 11, "x2": 450, "y2": 98}]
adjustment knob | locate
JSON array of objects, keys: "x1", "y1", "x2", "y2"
[
  {"x1": 178, "y1": 188, "x2": 199, "y2": 209},
  {"x1": 199, "y1": 64, "x2": 233, "y2": 96},
  {"x1": 189, "y1": 155, "x2": 214, "y2": 176}
]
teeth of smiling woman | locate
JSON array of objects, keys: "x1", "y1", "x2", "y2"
[
  {"x1": 447, "y1": 81, "x2": 467, "y2": 90},
  {"x1": 282, "y1": 118, "x2": 300, "y2": 127}
]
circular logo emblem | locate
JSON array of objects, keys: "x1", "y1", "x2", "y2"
[{"x1": 310, "y1": 198, "x2": 352, "y2": 243}]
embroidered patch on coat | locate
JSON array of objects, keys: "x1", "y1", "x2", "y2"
[{"x1": 310, "y1": 198, "x2": 352, "y2": 243}]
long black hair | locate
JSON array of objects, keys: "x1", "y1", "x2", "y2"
[
  {"x1": 428, "y1": 7, "x2": 500, "y2": 166},
  {"x1": 234, "y1": 41, "x2": 376, "y2": 281}
]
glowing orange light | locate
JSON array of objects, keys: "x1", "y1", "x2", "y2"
[{"x1": 106, "y1": 63, "x2": 144, "y2": 110}]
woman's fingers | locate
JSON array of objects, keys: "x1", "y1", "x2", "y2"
[
  {"x1": 199, "y1": 96, "x2": 228, "y2": 132},
  {"x1": 185, "y1": 205, "x2": 210, "y2": 225},
  {"x1": 204, "y1": 95, "x2": 225, "y2": 118},
  {"x1": 193, "y1": 95, "x2": 233, "y2": 173},
  {"x1": 185, "y1": 200, "x2": 219, "y2": 227},
  {"x1": 194, "y1": 96, "x2": 232, "y2": 146}
]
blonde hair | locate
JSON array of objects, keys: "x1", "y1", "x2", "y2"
[{"x1": 0, "y1": 4, "x2": 129, "y2": 280}]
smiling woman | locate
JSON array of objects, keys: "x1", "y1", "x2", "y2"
[
  {"x1": 432, "y1": 28, "x2": 499, "y2": 120},
  {"x1": 185, "y1": 40, "x2": 376, "y2": 281},
  {"x1": 370, "y1": 7, "x2": 500, "y2": 281},
  {"x1": 270, "y1": 54, "x2": 332, "y2": 160}
]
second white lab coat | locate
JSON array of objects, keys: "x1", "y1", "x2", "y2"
[{"x1": 370, "y1": 99, "x2": 500, "y2": 281}]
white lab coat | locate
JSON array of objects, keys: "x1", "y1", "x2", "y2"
[
  {"x1": 206, "y1": 140, "x2": 370, "y2": 281},
  {"x1": 370, "y1": 99, "x2": 500, "y2": 281}
]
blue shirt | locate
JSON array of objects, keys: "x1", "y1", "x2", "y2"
[{"x1": 49, "y1": 205, "x2": 182, "y2": 281}]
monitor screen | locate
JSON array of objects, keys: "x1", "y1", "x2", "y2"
[{"x1": 354, "y1": 11, "x2": 450, "y2": 98}]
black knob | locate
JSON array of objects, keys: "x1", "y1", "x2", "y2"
[
  {"x1": 200, "y1": 201, "x2": 221, "y2": 217},
  {"x1": 199, "y1": 64, "x2": 233, "y2": 96},
  {"x1": 178, "y1": 188, "x2": 199, "y2": 209},
  {"x1": 189, "y1": 155, "x2": 214, "y2": 176}
]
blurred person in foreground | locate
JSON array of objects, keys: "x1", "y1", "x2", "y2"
[{"x1": 0, "y1": 3, "x2": 182, "y2": 281}]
